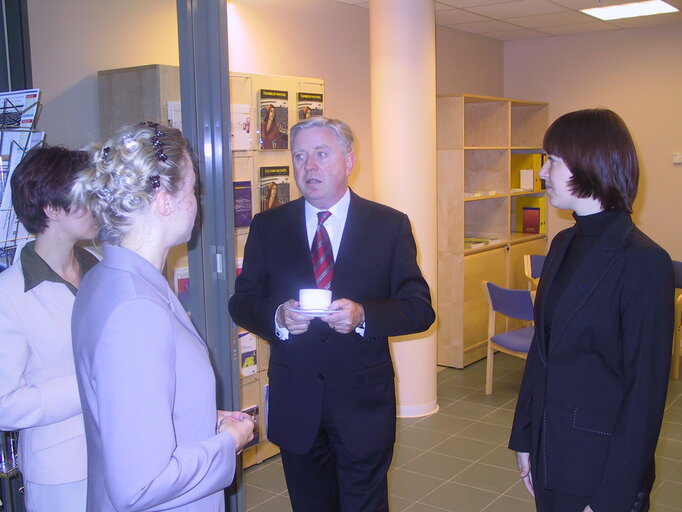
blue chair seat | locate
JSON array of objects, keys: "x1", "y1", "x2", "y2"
[{"x1": 491, "y1": 327, "x2": 534, "y2": 353}]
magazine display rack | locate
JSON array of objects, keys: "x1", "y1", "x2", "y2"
[
  {"x1": 437, "y1": 94, "x2": 548, "y2": 368},
  {"x1": 1, "y1": 88, "x2": 43, "y2": 512},
  {"x1": 98, "y1": 67, "x2": 325, "y2": 468}
]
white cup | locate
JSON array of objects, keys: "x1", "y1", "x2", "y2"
[{"x1": 299, "y1": 289, "x2": 332, "y2": 311}]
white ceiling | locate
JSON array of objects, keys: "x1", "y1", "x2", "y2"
[{"x1": 332, "y1": 0, "x2": 682, "y2": 40}]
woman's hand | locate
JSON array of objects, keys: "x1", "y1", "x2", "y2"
[
  {"x1": 515, "y1": 451, "x2": 535, "y2": 498},
  {"x1": 217, "y1": 410, "x2": 255, "y2": 453}
]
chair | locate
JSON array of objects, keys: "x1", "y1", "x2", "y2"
[
  {"x1": 523, "y1": 254, "x2": 546, "y2": 290},
  {"x1": 482, "y1": 281, "x2": 535, "y2": 395},
  {"x1": 672, "y1": 260, "x2": 682, "y2": 380}
]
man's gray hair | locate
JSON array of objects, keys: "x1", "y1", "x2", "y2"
[{"x1": 290, "y1": 117, "x2": 354, "y2": 154}]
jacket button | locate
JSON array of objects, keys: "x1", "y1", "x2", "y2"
[
  {"x1": 321, "y1": 335, "x2": 328, "y2": 343},
  {"x1": 318, "y1": 373, "x2": 325, "y2": 380},
  {"x1": 637, "y1": 492, "x2": 645, "y2": 500}
]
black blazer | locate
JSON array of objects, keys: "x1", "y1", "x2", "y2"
[
  {"x1": 509, "y1": 211, "x2": 674, "y2": 511},
  {"x1": 229, "y1": 192, "x2": 435, "y2": 456}
]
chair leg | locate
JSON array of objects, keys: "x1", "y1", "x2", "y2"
[
  {"x1": 485, "y1": 342, "x2": 494, "y2": 395},
  {"x1": 672, "y1": 325, "x2": 680, "y2": 380}
]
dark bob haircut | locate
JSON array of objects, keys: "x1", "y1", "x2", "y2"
[
  {"x1": 543, "y1": 109, "x2": 638, "y2": 212},
  {"x1": 10, "y1": 146, "x2": 91, "y2": 234}
]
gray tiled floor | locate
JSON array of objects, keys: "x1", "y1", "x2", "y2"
[{"x1": 244, "y1": 354, "x2": 682, "y2": 511}]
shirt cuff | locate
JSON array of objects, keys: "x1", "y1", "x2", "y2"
[
  {"x1": 355, "y1": 321, "x2": 366, "y2": 337},
  {"x1": 275, "y1": 305, "x2": 290, "y2": 341}
]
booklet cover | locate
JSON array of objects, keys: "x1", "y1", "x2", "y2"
[
  {"x1": 297, "y1": 92, "x2": 324, "y2": 120},
  {"x1": 258, "y1": 89, "x2": 288, "y2": 150},
  {"x1": 259, "y1": 166, "x2": 290, "y2": 212},
  {"x1": 239, "y1": 331, "x2": 258, "y2": 377},
  {"x1": 242, "y1": 405, "x2": 260, "y2": 450}
]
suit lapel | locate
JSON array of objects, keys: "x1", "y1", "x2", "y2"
[
  {"x1": 278, "y1": 198, "x2": 317, "y2": 287},
  {"x1": 333, "y1": 192, "x2": 370, "y2": 294},
  {"x1": 545, "y1": 213, "x2": 634, "y2": 356}
]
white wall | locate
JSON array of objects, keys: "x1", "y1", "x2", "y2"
[
  {"x1": 27, "y1": 0, "x2": 503, "y2": 201},
  {"x1": 27, "y1": 0, "x2": 179, "y2": 150},
  {"x1": 505, "y1": 24, "x2": 682, "y2": 259}
]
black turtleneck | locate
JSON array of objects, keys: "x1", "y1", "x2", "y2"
[{"x1": 543, "y1": 210, "x2": 622, "y2": 339}]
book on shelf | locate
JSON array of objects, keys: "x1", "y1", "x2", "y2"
[
  {"x1": 464, "y1": 237, "x2": 504, "y2": 250},
  {"x1": 297, "y1": 92, "x2": 323, "y2": 120},
  {"x1": 258, "y1": 89, "x2": 289, "y2": 150},
  {"x1": 511, "y1": 153, "x2": 544, "y2": 191},
  {"x1": 259, "y1": 166, "x2": 290, "y2": 212},
  {"x1": 522, "y1": 207, "x2": 540, "y2": 234},
  {"x1": 515, "y1": 196, "x2": 547, "y2": 234}
]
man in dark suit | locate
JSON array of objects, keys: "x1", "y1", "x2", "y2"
[{"x1": 229, "y1": 117, "x2": 435, "y2": 512}]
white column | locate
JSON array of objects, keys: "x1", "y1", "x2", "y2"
[{"x1": 369, "y1": 0, "x2": 438, "y2": 417}]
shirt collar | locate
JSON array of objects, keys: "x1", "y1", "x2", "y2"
[
  {"x1": 304, "y1": 188, "x2": 351, "y2": 224},
  {"x1": 21, "y1": 241, "x2": 99, "y2": 295}
]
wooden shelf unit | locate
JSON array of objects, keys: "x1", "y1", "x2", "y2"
[{"x1": 437, "y1": 94, "x2": 548, "y2": 368}]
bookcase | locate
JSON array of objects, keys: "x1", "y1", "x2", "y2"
[
  {"x1": 98, "y1": 65, "x2": 324, "y2": 467},
  {"x1": 437, "y1": 94, "x2": 548, "y2": 368}
]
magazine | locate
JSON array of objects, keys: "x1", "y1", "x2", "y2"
[
  {"x1": 233, "y1": 180, "x2": 252, "y2": 228},
  {"x1": 258, "y1": 89, "x2": 288, "y2": 150},
  {"x1": 259, "y1": 166, "x2": 290, "y2": 212},
  {"x1": 297, "y1": 92, "x2": 323, "y2": 120}
]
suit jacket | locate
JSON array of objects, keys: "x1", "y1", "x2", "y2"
[
  {"x1": 0, "y1": 257, "x2": 87, "y2": 485},
  {"x1": 228, "y1": 192, "x2": 435, "y2": 456},
  {"x1": 509, "y1": 211, "x2": 674, "y2": 511},
  {"x1": 72, "y1": 245, "x2": 236, "y2": 512}
]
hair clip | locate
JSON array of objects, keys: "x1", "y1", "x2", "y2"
[
  {"x1": 149, "y1": 175, "x2": 161, "y2": 188},
  {"x1": 102, "y1": 146, "x2": 111, "y2": 161}
]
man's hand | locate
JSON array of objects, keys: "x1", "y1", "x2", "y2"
[
  {"x1": 277, "y1": 299, "x2": 312, "y2": 335},
  {"x1": 515, "y1": 451, "x2": 535, "y2": 498},
  {"x1": 320, "y1": 299, "x2": 364, "y2": 334},
  {"x1": 217, "y1": 410, "x2": 255, "y2": 453}
]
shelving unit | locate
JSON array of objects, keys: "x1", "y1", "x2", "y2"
[{"x1": 437, "y1": 94, "x2": 548, "y2": 368}]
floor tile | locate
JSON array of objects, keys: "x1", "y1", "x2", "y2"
[
  {"x1": 660, "y1": 420, "x2": 682, "y2": 442},
  {"x1": 663, "y1": 406, "x2": 682, "y2": 424},
  {"x1": 420, "y1": 481, "x2": 498, "y2": 511},
  {"x1": 244, "y1": 484, "x2": 278, "y2": 510},
  {"x1": 432, "y1": 435, "x2": 498, "y2": 462},
  {"x1": 452, "y1": 463, "x2": 521, "y2": 494},
  {"x1": 388, "y1": 468, "x2": 447, "y2": 501},
  {"x1": 393, "y1": 443, "x2": 426, "y2": 467},
  {"x1": 396, "y1": 426, "x2": 453, "y2": 451},
  {"x1": 438, "y1": 383, "x2": 477, "y2": 401},
  {"x1": 404, "y1": 503, "x2": 451, "y2": 511},
  {"x1": 439, "y1": 402, "x2": 498, "y2": 421},
  {"x1": 478, "y1": 445, "x2": 517, "y2": 469},
  {"x1": 479, "y1": 408, "x2": 515, "y2": 428},
  {"x1": 482, "y1": 495, "x2": 536, "y2": 512},
  {"x1": 246, "y1": 494, "x2": 292, "y2": 512},
  {"x1": 657, "y1": 438, "x2": 682, "y2": 460},
  {"x1": 504, "y1": 480, "x2": 535, "y2": 503},
  {"x1": 401, "y1": 452, "x2": 473, "y2": 481},
  {"x1": 413, "y1": 414, "x2": 474, "y2": 435},
  {"x1": 652, "y1": 480, "x2": 682, "y2": 509},
  {"x1": 243, "y1": 462, "x2": 287, "y2": 493},
  {"x1": 457, "y1": 421, "x2": 512, "y2": 445},
  {"x1": 460, "y1": 389, "x2": 517, "y2": 408},
  {"x1": 665, "y1": 459, "x2": 682, "y2": 483},
  {"x1": 388, "y1": 494, "x2": 414, "y2": 512}
]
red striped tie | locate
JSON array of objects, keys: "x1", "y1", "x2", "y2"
[{"x1": 311, "y1": 211, "x2": 333, "y2": 289}]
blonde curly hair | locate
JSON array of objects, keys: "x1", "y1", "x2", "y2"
[{"x1": 72, "y1": 122, "x2": 191, "y2": 245}]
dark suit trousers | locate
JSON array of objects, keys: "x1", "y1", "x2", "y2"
[{"x1": 279, "y1": 384, "x2": 393, "y2": 512}]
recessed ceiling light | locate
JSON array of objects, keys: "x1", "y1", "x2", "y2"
[{"x1": 581, "y1": 0, "x2": 678, "y2": 20}]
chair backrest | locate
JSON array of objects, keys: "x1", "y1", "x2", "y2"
[
  {"x1": 673, "y1": 260, "x2": 682, "y2": 289},
  {"x1": 483, "y1": 281, "x2": 534, "y2": 322}
]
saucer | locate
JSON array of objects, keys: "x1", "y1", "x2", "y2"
[{"x1": 297, "y1": 308, "x2": 334, "y2": 317}]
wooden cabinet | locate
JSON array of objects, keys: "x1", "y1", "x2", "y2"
[{"x1": 437, "y1": 94, "x2": 548, "y2": 368}]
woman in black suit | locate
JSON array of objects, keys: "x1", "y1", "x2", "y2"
[{"x1": 509, "y1": 109, "x2": 674, "y2": 512}]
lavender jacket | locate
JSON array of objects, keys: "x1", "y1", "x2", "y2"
[{"x1": 72, "y1": 245, "x2": 236, "y2": 512}]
